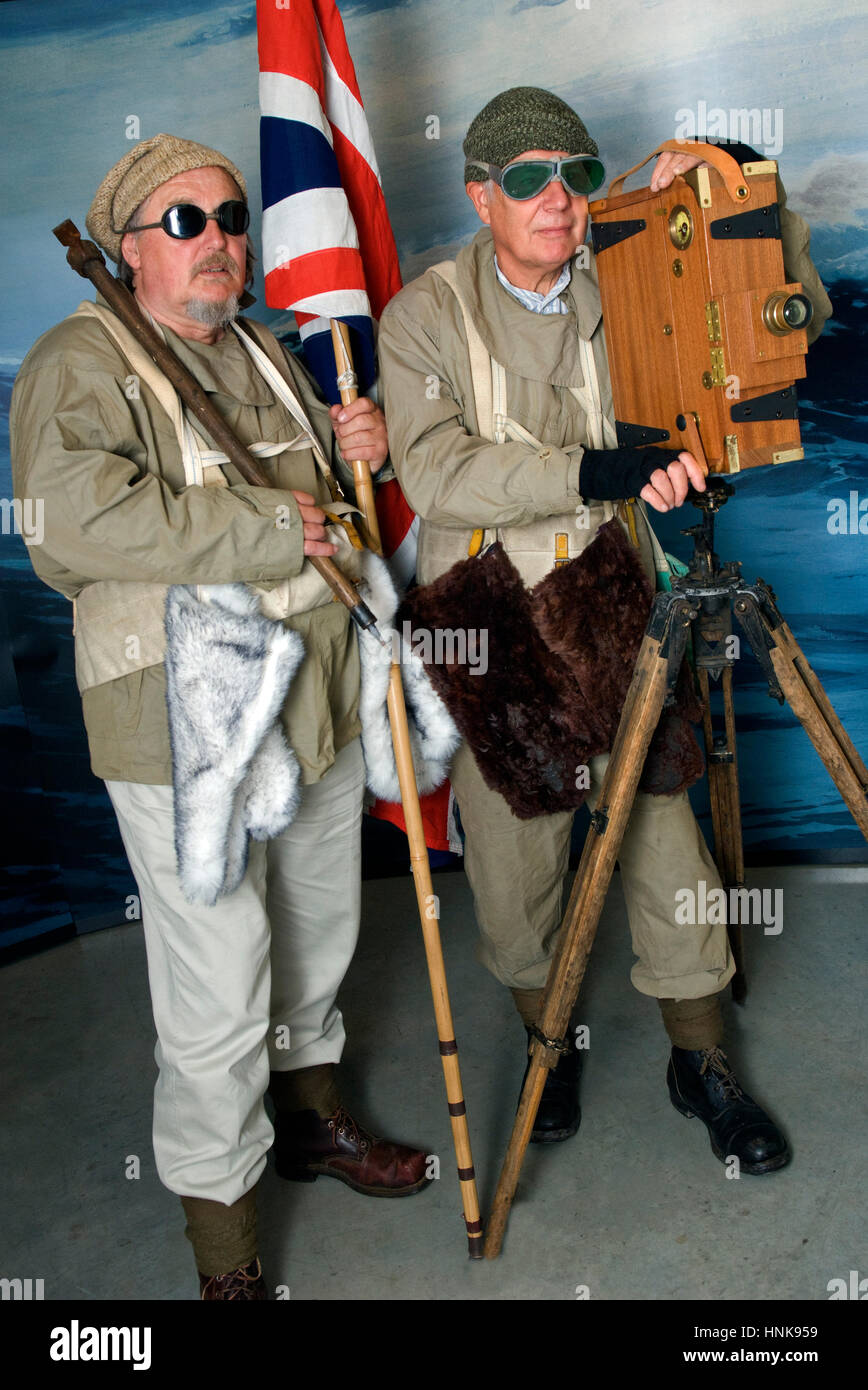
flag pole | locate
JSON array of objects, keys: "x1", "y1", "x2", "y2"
[{"x1": 330, "y1": 319, "x2": 484, "y2": 1259}]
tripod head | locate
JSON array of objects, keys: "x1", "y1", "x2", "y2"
[{"x1": 681, "y1": 478, "x2": 736, "y2": 579}]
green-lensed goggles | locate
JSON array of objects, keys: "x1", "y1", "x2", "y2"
[{"x1": 481, "y1": 156, "x2": 606, "y2": 201}]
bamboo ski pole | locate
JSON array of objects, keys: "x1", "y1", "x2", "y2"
[{"x1": 330, "y1": 319, "x2": 484, "y2": 1257}]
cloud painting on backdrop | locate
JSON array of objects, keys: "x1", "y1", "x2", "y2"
[{"x1": 1, "y1": 0, "x2": 865, "y2": 954}]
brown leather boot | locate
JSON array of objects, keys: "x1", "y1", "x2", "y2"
[
  {"x1": 199, "y1": 1257, "x2": 268, "y2": 1301},
  {"x1": 274, "y1": 1106, "x2": 430, "y2": 1197}
]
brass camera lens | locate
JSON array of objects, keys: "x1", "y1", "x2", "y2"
[
  {"x1": 763, "y1": 291, "x2": 814, "y2": 336},
  {"x1": 668, "y1": 205, "x2": 693, "y2": 249}
]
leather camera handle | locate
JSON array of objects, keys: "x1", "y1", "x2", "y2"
[{"x1": 607, "y1": 140, "x2": 750, "y2": 203}]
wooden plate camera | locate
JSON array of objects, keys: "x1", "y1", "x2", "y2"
[{"x1": 588, "y1": 141, "x2": 811, "y2": 473}]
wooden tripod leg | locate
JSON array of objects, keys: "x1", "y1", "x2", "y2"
[
  {"x1": 483, "y1": 605, "x2": 692, "y2": 1259},
  {"x1": 719, "y1": 667, "x2": 746, "y2": 887},
  {"x1": 698, "y1": 667, "x2": 747, "y2": 1001},
  {"x1": 386, "y1": 666, "x2": 484, "y2": 1256},
  {"x1": 735, "y1": 597, "x2": 868, "y2": 838},
  {"x1": 774, "y1": 619, "x2": 868, "y2": 812}
]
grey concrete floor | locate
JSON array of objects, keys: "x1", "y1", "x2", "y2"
[{"x1": 1, "y1": 865, "x2": 865, "y2": 1301}]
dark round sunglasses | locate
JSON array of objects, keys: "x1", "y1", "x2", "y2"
[
  {"x1": 128, "y1": 200, "x2": 250, "y2": 240},
  {"x1": 481, "y1": 156, "x2": 606, "y2": 201}
]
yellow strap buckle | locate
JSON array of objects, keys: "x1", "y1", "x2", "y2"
[
  {"x1": 623, "y1": 500, "x2": 639, "y2": 548},
  {"x1": 468, "y1": 528, "x2": 485, "y2": 558}
]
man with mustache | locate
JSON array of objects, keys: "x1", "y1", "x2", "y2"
[
  {"x1": 10, "y1": 134, "x2": 429, "y2": 1300},
  {"x1": 379, "y1": 88, "x2": 832, "y2": 1175}
]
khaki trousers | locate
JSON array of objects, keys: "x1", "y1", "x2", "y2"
[
  {"x1": 450, "y1": 742, "x2": 734, "y2": 998},
  {"x1": 105, "y1": 737, "x2": 365, "y2": 1206}
]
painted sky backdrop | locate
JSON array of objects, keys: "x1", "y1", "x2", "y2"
[
  {"x1": 1, "y1": 0, "x2": 866, "y2": 952},
  {"x1": 1, "y1": 0, "x2": 866, "y2": 356}
]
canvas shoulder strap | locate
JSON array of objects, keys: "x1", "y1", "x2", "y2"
[
  {"x1": 72, "y1": 303, "x2": 336, "y2": 493},
  {"x1": 430, "y1": 261, "x2": 499, "y2": 443},
  {"x1": 72, "y1": 301, "x2": 229, "y2": 488},
  {"x1": 73, "y1": 300, "x2": 191, "y2": 452},
  {"x1": 570, "y1": 336, "x2": 618, "y2": 450}
]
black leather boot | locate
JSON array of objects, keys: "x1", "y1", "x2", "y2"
[
  {"x1": 667, "y1": 1045, "x2": 790, "y2": 1174},
  {"x1": 521, "y1": 1027, "x2": 582, "y2": 1143}
]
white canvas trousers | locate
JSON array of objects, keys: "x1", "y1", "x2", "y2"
[{"x1": 106, "y1": 737, "x2": 365, "y2": 1205}]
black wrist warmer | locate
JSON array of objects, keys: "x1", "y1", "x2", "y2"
[{"x1": 578, "y1": 447, "x2": 683, "y2": 502}]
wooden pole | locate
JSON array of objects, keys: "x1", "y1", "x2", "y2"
[
  {"x1": 330, "y1": 320, "x2": 383, "y2": 556},
  {"x1": 699, "y1": 665, "x2": 747, "y2": 1002},
  {"x1": 329, "y1": 319, "x2": 484, "y2": 1257},
  {"x1": 757, "y1": 621, "x2": 868, "y2": 836}
]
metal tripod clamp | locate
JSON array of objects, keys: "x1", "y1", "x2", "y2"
[{"x1": 528, "y1": 1025, "x2": 573, "y2": 1067}]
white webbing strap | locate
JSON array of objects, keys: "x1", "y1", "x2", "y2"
[
  {"x1": 430, "y1": 262, "x2": 496, "y2": 443},
  {"x1": 72, "y1": 302, "x2": 206, "y2": 483},
  {"x1": 155, "y1": 316, "x2": 331, "y2": 489},
  {"x1": 491, "y1": 357, "x2": 508, "y2": 444},
  {"x1": 430, "y1": 264, "x2": 618, "y2": 455},
  {"x1": 570, "y1": 336, "x2": 619, "y2": 451},
  {"x1": 634, "y1": 498, "x2": 672, "y2": 579}
]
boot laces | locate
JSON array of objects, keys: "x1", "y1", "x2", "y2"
[
  {"x1": 329, "y1": 1107, "x2": 373, "y2": 1153},
  {"x1": 201, "y1": 1257, "x2": 262, "y2": 1300},
  {"x1": 699, "y1": 1047, "x2": 744, "y2": 1103}
]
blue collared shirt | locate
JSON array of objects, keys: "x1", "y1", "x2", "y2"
[{"x1": 494, "y1": 255, "x2": 571, "y2": 315}]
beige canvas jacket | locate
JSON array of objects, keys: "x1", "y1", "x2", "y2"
[
  {"x1": 10, "y1": 302, "x2": 362, "y2": 785},
  {"x1": 379, "y1": 229, "x2": 601, "y2": 572}
]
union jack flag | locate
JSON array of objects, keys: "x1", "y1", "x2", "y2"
[
  {"x1": 256, "y1": 0, "x2": 453, "y2": 851},
  {"x1": 257, "y1": 0, "x2": 398, "y2": 395}
]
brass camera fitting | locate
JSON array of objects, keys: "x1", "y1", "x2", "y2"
[{"x1": 762, "y1": 291, "x2": 813, "y2": 336}]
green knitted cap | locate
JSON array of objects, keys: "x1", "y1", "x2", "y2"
[{"x1": 463, "y1": 86, "x2": 598, "y2": 183}]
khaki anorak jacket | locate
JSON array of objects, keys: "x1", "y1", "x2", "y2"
[
  {"x1": 380, "y1": 228, "x2": 607, "y2": 585},
  {"x1": 10, "y1": 303, "x2": 362, "y2": 785}
]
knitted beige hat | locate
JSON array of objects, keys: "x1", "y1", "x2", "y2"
[{"x1": 85, "y1": 133, "x2": 248, "y2": 263}]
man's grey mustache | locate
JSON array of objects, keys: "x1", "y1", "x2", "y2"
[{"x1": 191, "y1": 253, "x2": 239, "y2": 277}]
